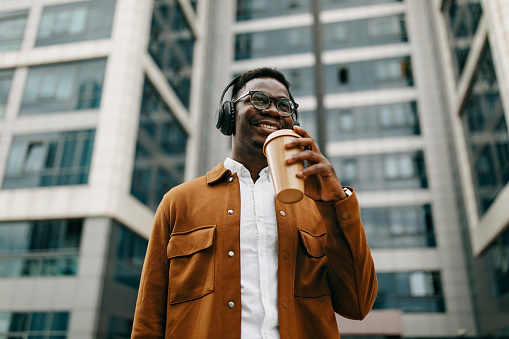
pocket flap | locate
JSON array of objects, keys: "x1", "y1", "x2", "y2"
[
  {"x1": 168, "y1": 225, "x2": 216, "y2": 259},
  {"x1": 298, "y1": 229, "x2": 326, "y2": 258}
]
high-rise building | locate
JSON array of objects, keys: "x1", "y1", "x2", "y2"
[
  {"x1": 0, "y1": 0, "x2": 508, "y2": 338},
  {"x1": 201, "y1": 0, "x2": 508, "y2": 338},
  {"x1": 433, "y1": 0, "x2": 509, "y2": 337},
  {"x1": 0, "y1": 0, "x2": 204, "y2": 337}
]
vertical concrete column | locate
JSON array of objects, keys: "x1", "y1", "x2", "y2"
[
  {"x1": 68, "y1": 217, "x2": 112, "y2": 339},
  {"x1": 88, "y1": 0, "x2": 153, "y2": 204}
]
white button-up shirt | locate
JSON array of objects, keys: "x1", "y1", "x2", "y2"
[{"x1": 224, "y1": 157, "x2": 279, "y2": 339}]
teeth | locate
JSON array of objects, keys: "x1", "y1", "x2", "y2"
[{"x1": 259, "y1": 124, "x2": 278, "y2": 130}]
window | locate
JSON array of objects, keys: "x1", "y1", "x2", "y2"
[
  {"x1": 460, "y1": 43, "x2": 508, "y2": 215},
  {"x1": 20, "y1": 59, "x2": 106, "y2": 115},
  {"x1": 131, "y1": 79, "x2": 187, "y2": 211},
  {"x1": 325, "y1": 56, "x2": 413, "y2": 93},
  {"x1": 36, "y1": 0, "x2": 116, "y2": 46},
  {"x1": 3, "y1": 130, "x2": 95, "y2": 189},
  {"x1": 0, "y1": 10, "x2": 28, "y2": 52},
  {"x1": 384, "y1": 154, "x2": 415, "y2": 180},
  {"x1": 149, "y1": 0, "x2": 195, "y2": 108},
  {"x1": 328, "y1": 102, "x2": 420, "y2": 141},
  {"x1": 0, "y1": 219, "x2": 82, "y2": 278},
  {"x1": 331, "y1": 151, "x2": 427, "y2": 191},
  {"x1": 322, "y1": 0, "x2": 402, "y2": 10},
  {"x1": 236, "y1": 0, "x2": 309, "y2": 21},
  {"x1": 342, "y1": 159, "x2": 357, "y2": 186},
  {"x1": 338, "y1": 67, "x2": 349, "y2": 84},
  {"x1": 0, "y1": 311, "x2": 69, "y2": 336},
  {"x1": 442, "y1": 0, "x2": 483, "y2": 79},
  {"x1": 287, "y1": 30, "x2": 302, "y2": 48},
  {"x1": 253, "y1": 34, "x2": 268, "y2": 52},
  {"x1": 368, "y1": 16, "x2": 404, "y2": 38},
  {"x1": 362, "y1": 205, "x2": 435, "y2": 248},
  {"x1": 112, "y1": 222, "x2": 148, "y2": 289},
  {"x1": 375, "y1": 59, "x2": 404, "y2": 82},
  {"x1": 332, "y1": 23, "x2": 348, "y2": 42},
  {"x1": 235, "y1": 26, "x2": 312, "y2": 60},
  {"x1": 373, "y1": 271, "x2": 445, "y2": 312},
  {"x1": 484, "y1": 227, "x2": 509, "y2": 297},
  {"x1": 0, "y1": 69, "x2": 14, "y2": 118}
]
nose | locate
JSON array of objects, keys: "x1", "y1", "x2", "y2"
[{"x1": 262, "y1": 100, "x2": 281, "y2": 118}]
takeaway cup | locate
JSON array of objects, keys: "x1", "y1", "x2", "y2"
[{"x1": 263, "y1": 129, "x2": 305, "y2": 204}]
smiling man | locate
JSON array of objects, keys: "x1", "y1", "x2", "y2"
[{"x1": 132, "y1": 68, "x2": 377, "y2": 339}]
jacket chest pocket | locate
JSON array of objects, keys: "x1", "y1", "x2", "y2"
[
  {"x1": 294, "y1": 228, "x2": 331, "y2": 297},
  {"x1": 167, "y1": 225, "x2": 216, "y2": 304}
]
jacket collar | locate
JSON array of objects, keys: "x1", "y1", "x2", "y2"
[{"x1": 206, "y1": 162, "x2": 232, "y2": 185}]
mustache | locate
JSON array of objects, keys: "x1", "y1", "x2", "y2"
[{"x1": 250, "y1": 117, "x2": 283, "y2": 128}]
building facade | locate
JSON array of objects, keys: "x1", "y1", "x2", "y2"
[
  {"x1": 0, "y1": 0, "x2": 508, "y2": 338},
  {"x1": 201, "y1": 0, "x2": 508, "y2": 338},
  {"x1": 0, "y1": 0, "x2": 205, "y2": 337},
  {"x1": 433, "y1": 0, "x2": 509, "y2": 337}
]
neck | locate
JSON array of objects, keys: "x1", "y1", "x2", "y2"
[{"x1": 230, "y1": 153, "x2": 267, "y2": 183}]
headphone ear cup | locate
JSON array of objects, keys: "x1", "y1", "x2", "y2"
[{"x1": 216, "y1": 101, "x2": 235, "y2": 136}]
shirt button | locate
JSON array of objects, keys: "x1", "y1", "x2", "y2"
[
  {"x1": 229, "y1": 177, "x2": 234, "y2": 183},
  {"x1": 228, "y1": 251, "x2": 234, "y2": 257},
  {"x1": 279, "y1": 211, "x2": 286, "y2": 217},
  {"x1": 228, "y1": 301, "x2": 235, "y2": 309},
  {"x1": 342, "y1": 212, "x2": 349, "y2": 219},
  {"x1": 228, "y1": 209, "x2": 234, "y2": 215},
  {"x1": 282, "y1": 300, "x2": 289, "y2": 309},
  {"x1": 282, "y1": 251, "x2": 289, "y2": 260}
]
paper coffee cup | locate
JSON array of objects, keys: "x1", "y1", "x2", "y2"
[{"x1": 263, "y1": 129, "x2": 305, "y2": 204}]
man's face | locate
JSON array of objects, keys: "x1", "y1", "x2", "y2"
[{"x1": 232, "y1": 77, "x2": 295, "y2": 157}]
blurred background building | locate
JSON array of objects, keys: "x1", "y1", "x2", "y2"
[{"x1": 0, "y1": 0, "x2": 507, "y2": 338}]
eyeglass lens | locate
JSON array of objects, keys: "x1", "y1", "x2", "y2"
[{"x1": 250, "y1": 92, "x2": 294, "y2": 116}]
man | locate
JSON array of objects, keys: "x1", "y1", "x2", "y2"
[{"x1": 132, "y1": 68, "x2": 377, "y2": 338}]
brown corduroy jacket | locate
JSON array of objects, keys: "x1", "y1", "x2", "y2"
[{"x1": 132, "y1": 162, "x2": 377, "y2": 338}]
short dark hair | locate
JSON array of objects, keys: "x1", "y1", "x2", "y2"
[{"x1": 231, "y1": 67, "x2": 292, "y2": 100}]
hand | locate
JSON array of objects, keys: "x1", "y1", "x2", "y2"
[{"x1": 285, "y1": 126, "x2": 347, "y2": 202}]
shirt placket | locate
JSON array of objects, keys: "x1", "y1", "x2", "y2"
[{"x1": 254, "y1": 175, "x2": 276, "y2": 339}]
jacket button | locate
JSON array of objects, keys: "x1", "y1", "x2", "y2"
[
  {"x1": 342, "y1": 212, "x2": 349, "y2": 219},
  {"x1": 282, "y1": 251, "x2": 289, "y2": 260},
  {"x1": 229, "y1": 177, "x2": 234, "y2": 183},
  {"x1": 282, "y1": 300, "x2": 289, "y2": 309},
  {"x1": 228, "y1": 210, "x2": 234, "y2": 215},
  {"x1": 228, "y1": 301, "x2": 235, "y2": 309},
  {"x1": 279, "y1": 211, "x2": 286, "y2": 217},
  {"x1": 228, "y1": 251, "x2": 234, "y2": 257}
]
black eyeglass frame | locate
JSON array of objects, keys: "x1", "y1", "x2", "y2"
[{"x1": 233, "y1": 91, "x2": 299, "y2": 117}]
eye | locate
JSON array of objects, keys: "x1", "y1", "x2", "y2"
[
  {"x1": 278, "y1": 99, "x2": 292, "y2": 113},
  {"x1": 251, "y1": 92, "x2": 269, "y2": 106}
]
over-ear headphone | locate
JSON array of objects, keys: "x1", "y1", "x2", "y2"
[
  {"x1": 215, "y1": 76, "x2": 300, "y2": 136},
  {"x1": 216, "y1": 76, "x2": 241, "y2": 136}
]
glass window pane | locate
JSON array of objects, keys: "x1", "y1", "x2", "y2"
[
  {"x1": 409, "y1": 272, "x2": 429, "y2": 296},
  {"x1": 399, "y1": 155, "x2": 414, "y2": 177},
  {"x1": 38, "y1": 12, "x2": 54, "y2": 39},
  {"x1": 40, "y1": 74, "x2": 58, "y2": 99},
  {"x1": 69, "y1": 8, "x2": 88, "y2": 34},
  {"x1": 9, "y1": 312, "x2": 28, "y2": 331},
  {"x1": 56, "y1": 69, "x2": 75, "y2": 99},
  {"x1": 54, "y1": 10, "x2": 71, "y2": 34},
  {"x1": 30, "y1": 313, "x2": 48, "y2": 330},
  {"x1": 60, "y1": 139, "x2": 77, "y2": 168},
  {"x1": 24, "y1": 143, "x2": 45, "y2": 172},
  {"x1": 51, "y1": 312, "x2": 69, "y2": 330},
  {"x1": 0, "y1": 12, "x2": 27, "y2": 52}
]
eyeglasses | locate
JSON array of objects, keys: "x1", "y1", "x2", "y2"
[{"x1": 234, "y1": 91, "x2": 298, "y2": 117}]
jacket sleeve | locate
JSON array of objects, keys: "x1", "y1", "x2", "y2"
[
  {"x1": 131, "y1": 195, "x2": 171, "y2": 337},
  {"x1": 315, "y1": 188, "x2": 377, "y2": 320}
]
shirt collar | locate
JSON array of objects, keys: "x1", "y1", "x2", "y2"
[{"x1": 224, "y1": 157, "x2": 271, "y2": 181}]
